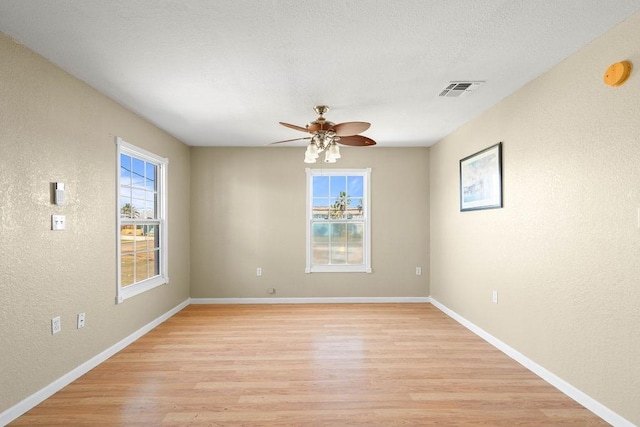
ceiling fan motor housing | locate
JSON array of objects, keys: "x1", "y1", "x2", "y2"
[
  {"x1": 307, "y1": 106, "x2": 334, "y2": 132},
  {"x1": 307, "y1": 120, "x2": 335, "y2": 132}
]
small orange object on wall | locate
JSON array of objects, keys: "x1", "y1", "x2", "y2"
[{"x1": 603, "y1": 61, "x2": 632, "y2": 87}]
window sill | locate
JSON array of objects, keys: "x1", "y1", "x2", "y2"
[
  {"x1": 306, "y1": 266, "x2": 372, "y2": 274},
  {"x1": 116, "y1": 275, "x2": 169, "y2": 304}
]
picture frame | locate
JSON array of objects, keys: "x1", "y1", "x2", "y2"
[{"x1": 459, "y1": 142, "x2": 502, "y2": 211}]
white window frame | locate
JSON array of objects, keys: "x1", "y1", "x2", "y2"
[
  {"x1": 116, "y1": 137, "x2": 169, "y2": 303},
  {"x1": 305, "y1": 168, "x2": 372, "y2": 273}
]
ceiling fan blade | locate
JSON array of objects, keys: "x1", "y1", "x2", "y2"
[
  {"x1": 268, "y1": 137, "x2": 311, "y2": 145},
  {"x1": 279, "y1": 122, "x2": 310, "y2": 133},
  {"x1": 332, "y1": 121, "x2": 371, "y2": 136},
  {"x1": 336, "y1": 135, "x2": 377, "y2": 146}
]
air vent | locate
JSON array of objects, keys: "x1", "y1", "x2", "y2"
[{"x1": 439, "y1": 81, "x2": 485, "y2": 97}]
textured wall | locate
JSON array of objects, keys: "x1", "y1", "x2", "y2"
[
  {"x1": 0, "y1": 33, "x2": 190, "y2": 412},
  {"x1": 429, "y1": 13, "x2": 640, "y2": 424},
  {"x1": 190, "y1": 147, "x2": 430, "y2": 299}
]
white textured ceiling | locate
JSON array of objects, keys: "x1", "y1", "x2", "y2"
[{"x1": 1, "y1": 1, "x2": 639, "y2": 147}]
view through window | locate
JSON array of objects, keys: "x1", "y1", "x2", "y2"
[
  {"x1": 116, "y1": 138, "x2": 168, "y2": 302},
  {"x1": 306, "y1": 168, "x2": 371, "y2": 273}
]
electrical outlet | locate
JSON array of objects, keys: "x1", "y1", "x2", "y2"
[
  {"x1": 77, "y1": 313, "x2": 85, "y2": 329},
  {"x1": 267, "y1": 288, "x2": 276, "y2": 294},
  {"x1": 492, "y1": 290, "x2": 498, "y2": 304},
  {"x1": 51, "y1": 316, "x2": 61, "y2": 334},
  {"x1": 416, "y1": 267, "x2": 422, "y2": 275},
  {"x1": 51, "y1": 215, "x2": 66, "y2": 231},
  {"x1": 256, "y1": 267, "x2": 262, "y2": 277}
]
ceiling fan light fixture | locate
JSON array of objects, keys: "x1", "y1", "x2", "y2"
[
  {"x1": 324, "y1": 151, "x2": 337, "y2": 163},
  {"x1": 327, "y1": 142, "x2": 341, "y2": 159},
  {"x1": 271, "y1": 105, "x2": 376, "y2": 164},
  {"x1": 304, "y1": 142, "x2": 319, "y2": 163},
  {"x1": 305, "y1": 143, "x2": 319, "y2": 158}
]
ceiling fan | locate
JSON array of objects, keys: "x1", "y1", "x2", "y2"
[{"x1": 270, "y1": 105, "x2": 376, "y2": 163}]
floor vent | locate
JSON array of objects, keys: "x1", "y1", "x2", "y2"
[{"x1": 439, "y1": 81, "x2": 485, "y2": 97}]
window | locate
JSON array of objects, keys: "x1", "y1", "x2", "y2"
[
  {"x1": 116, "y1": 138, "x2": 168, "y2": 303},
  {"x1": 306, "y1": 168, "x2": 371, "y2": 273}
]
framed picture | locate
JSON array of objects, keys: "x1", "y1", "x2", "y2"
[{"x1": 459, "y1": 142, "x2": 502, "y2": 211}]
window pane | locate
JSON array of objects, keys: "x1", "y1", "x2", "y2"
[
  {"x1": 312, "y1": 244, "x2": 329, "y2": 265},
  {"x1": 312, "y1": 197, "x2": 329, "y2": 209},
  {"x1": 134, "y1": 225, "x2": 148, "y2": 250},
  {"x1": 347, "y1": 244, "x2": 363, "y2": 264},
  {"x1": 121, "y1": 253, "x2": 135, "y2": 286},
  {"x1": 329, "y1": 176, "x2": 346, "y2": 197},
  {"x1": 121, "y1": 227, "x2": 134, "y2": 242},
  {"x1": 132, "y1": 204, "x2": 145, "y2": 220},
  {"x1": 349, "y1": 197, "x2": 365, "y2": 217},
  {"x1": 145, "y1": 191, "x2": 157, "y2": 218},
  {"x1": 312, "y1": 198, "x2": 329, "y2": 219},
  {"x1": 142, "y1": 201, "x2": 154, "y2": 219},
  {"x1": 312, "y1": 223, "x2": 330, "y2": 243},
  {"x1": 347, "y1": 176, "x2": 363, "y2": 198},
  {"x1": 146, "y1": 163, "x2": 156, "y2": 190},
  {"x1": 331, "y1": 223, "x2": 347, "y2": 242},
  {"x1": 330, "y1": 244, "x2": 347, "y2": 264},
  {"x1": 120, "y1": 187, "x2": 132, "y2": 202},
  {"x1": 132, "y1": 188, "x2": 146, "y2": 201},
  {"x1": 148, "y1": 224, "x2": 159, "y2": 249},
  {"x1": 120, "y1": 224, "x2": 135, "y2": 286},
  {"x1": 313, "y1": 176, "x2": 329, "y2": 197},
  {"x1": 348, "y1": 223, "x2": 364, "y2": 264},
  {"x1": 120, "y1": 201, "x2": 134, "y2": 218},
  {"x1": 151, "y1": 249, "x2": 160, "y2": 276},
  {"x1": 132, "y1": 158, "x2": 145, "y2": 187},
  {"x1": 135, "y1": 251, "x2": 150, "y2": 282},
  {"x1": 147, "y1": 194, "x2": 157, "y2": 211},
  {"x1": 330, "y1": 193, "x2": 350, "y2": 219},
  {"x1": 120, "y1": 154, "x2": 132, "y2": 186},
  {"x1": 348, "y1": 223, "x2": 363, "y2": 243},
  {"x1": 120, "y1": 186, "x2": 131, "y2": 197}
]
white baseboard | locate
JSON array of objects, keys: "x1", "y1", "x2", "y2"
[
  {"x1": 429, "y1": 298, "x2": 634, "y2": 427},
  {"x1": 190, "y1": 296, "x2": 431, "y2": 304},
  {"x1": 0, "y1": 298, "x2": 190, "y2": 427}
]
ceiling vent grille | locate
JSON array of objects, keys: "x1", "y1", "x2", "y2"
[{"x1": 439, "y1": 81, "x2": 485, "y2": 97}]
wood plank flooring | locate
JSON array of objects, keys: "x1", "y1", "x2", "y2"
[{"x1": 11, "y1": 304, "x2": 607, "y2": 426}]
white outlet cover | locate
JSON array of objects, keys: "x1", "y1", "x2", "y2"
[
  {"x1": 51, "y1": 316, "x2": 61, "y2": 334},
  {"x1": 52, "y1": 215, "x2": 66, "y2": 230}
]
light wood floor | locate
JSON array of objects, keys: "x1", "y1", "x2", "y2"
[{"x1": 12, "y1": 304, "x2": 607, "y2": 426}]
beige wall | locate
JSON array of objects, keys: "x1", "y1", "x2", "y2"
[
  {"x1": 0, "y1": 33, "x2": 191, "y2": 412},
  {"x1": 429, "y1": 12, "x2": 640, "y2": 424},
  {"x1": 190, "y1": 147, "x2": 430, "y2": 299}
]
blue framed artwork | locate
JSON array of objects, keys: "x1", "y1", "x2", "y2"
[{"x1": 460, "y1": 143, "x2": 503, "y2": 211}]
